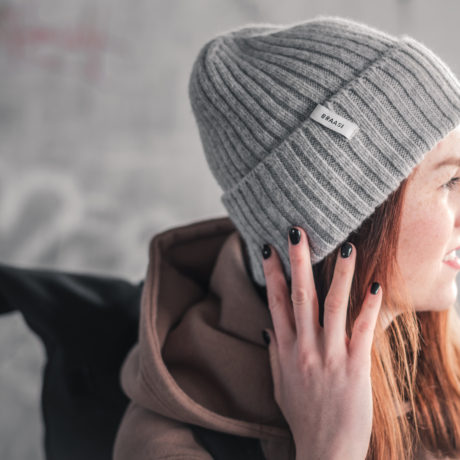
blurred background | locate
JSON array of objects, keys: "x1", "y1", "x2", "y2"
[{"x1": 1, "y1": 0, "x2": 459, "y2": 458}]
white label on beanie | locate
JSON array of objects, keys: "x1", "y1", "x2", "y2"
[{"x1": 310, "y1": 104, "x2": 359, "y2": 140}]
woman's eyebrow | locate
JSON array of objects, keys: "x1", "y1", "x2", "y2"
[{"x1": 432, "y1": 156, "x2": 460, "y2": 171}]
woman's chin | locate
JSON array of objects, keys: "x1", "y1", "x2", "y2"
[{"x1": 415, "y1": 290, "x2": 457, "y2": 312}]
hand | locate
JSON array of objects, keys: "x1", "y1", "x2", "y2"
[{"x1": 261, "y1": 226, "x2": 382, "y2": 460}]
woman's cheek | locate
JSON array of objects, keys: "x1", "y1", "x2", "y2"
[{"x1": 397, "y1": 194, "x2": 445, "y2": 281}]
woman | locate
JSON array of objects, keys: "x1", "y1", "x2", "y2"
[
  {"x1": 113, "y1": 15, "x2": 460, "y2": 460},
  {"x1": 260, "y1": 122, "x2": 460, "y2": 460}
]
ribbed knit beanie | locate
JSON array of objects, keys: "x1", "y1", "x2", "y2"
[{"x1": 188, "y1": 15, "x2": 460, "y2": 287}]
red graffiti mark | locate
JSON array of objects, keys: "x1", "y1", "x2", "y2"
[
  {"x1": 0, "y1": 4, "x2": 108, "y2": 81},
  {"x1": 6, "y1": 26, "x2": 105, "y2": 50}
]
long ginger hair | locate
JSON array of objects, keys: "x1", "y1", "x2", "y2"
[
  {"x1": 242, "y1": 169, "x2": 460, "y2": 459},
  {"x1": 313, "y1": 172, "x2": 460, "y2": 459}
]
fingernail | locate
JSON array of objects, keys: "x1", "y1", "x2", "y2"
[
  {"x1": 262, "y1": 329, "x2": 270, "y2": 345},
  {"x1": 370, "y1": 282, "x2": 380, "y2": 295},
  {"x1": 340, "y1": 242, "x2": 352, "y2": 258},
  {"x1": 262, "y1": 244, "x2": 271, "y2": 259},
  {"x1": 289, "y1": 227, "x2": 301, "y2": 245}
]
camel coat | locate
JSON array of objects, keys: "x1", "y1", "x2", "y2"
[{"x1": 113, "y1": 216, "x2": 296, "y2": 459}]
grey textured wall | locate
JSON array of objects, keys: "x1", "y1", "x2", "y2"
[{"x1": 1, "y1": 1, "x2": 459, "y2": 458}]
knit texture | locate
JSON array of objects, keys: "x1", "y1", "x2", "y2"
[{"x1": 188, "y1": 15, "x2": 460, "y2": 287}]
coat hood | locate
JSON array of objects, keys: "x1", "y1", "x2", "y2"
[{"x1": 119, "y1": 216, "x2": 293, "y2": 444}]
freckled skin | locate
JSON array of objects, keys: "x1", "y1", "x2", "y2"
[{"x1": 395, "y1": 124, "x2": 460, "y2": 313}]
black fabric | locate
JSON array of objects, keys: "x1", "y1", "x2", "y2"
[
  {"x1": 191, "y1": 425, "x2": 266, "y2": 460},
  {"x1": 0, "y1": 262, "x2": 267, "y2": 459},
  {"x1": 0, "y1": 263, "x2": 142, "y2": 460}
]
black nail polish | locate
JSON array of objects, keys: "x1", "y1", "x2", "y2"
[
  {"x1": 371, "y1": 282, "x2": 380, "y2": 295},
  {"x1": 262, "y1": 329, "x2": 270, "y2": 345},
  {"x1": 289, "y1": 227, "x2": 301, "y2": 245},
  {"x1": 340, "y1": 242, "x2": 352, "y2": 258},
  {"x1": 262, "y1": 244, "x2": 271, "y2": 259}
]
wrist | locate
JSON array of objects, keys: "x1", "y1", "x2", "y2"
[{"x1": 294, "y1": 443, "x2": 365, "y2": 460}]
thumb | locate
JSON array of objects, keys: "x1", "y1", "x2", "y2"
[{"x1": 262, "y1": 328, "x2": 281, "y2": 405}]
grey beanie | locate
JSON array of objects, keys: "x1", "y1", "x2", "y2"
[{"x1": 188, "y1": 15, "x2": 460, "y2": 287}]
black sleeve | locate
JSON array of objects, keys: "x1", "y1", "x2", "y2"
[{"x1": 0, "y1": 262, "x2": 143, "y2": 460}]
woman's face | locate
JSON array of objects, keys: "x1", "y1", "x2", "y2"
[{"x1": 396, "y1": 124, "x2": 460, "y2": 313}]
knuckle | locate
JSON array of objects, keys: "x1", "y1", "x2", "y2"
[
  {"x1": 323, "y1": 353, "x2": 341, "y2": 371},
  {"x1": 324, "y1": 356, "x2": 335, "y2": 371},
  {"x1": 291, "y1": 287, "x2": 309, "y2": 306},
  {"x1": 269, "y1": 289, "x2": 285, "y2": 312},
  {"x1": 354, "y1": 317, "x2": 371, "y2": 334},
  {"x1": 324, "y1": 293, "x2": 342, "y2": 315},
  {"x1": 267, "y1": 275, "x2": 287, "y2": 310},
  {"x1": 296, "y1": 349, "x2": 318, "y2": 371}
]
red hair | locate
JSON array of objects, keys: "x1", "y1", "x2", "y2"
[
  {"x1": 314, "y1": 173, "x2": 460, "y2": 459},
  {"x1": 240, "y1": 169, "x2": 460, "y2": 458}
]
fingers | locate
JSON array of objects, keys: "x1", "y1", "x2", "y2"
[
  {"x1": 261, "y1": 228, "x2": 381, "y2": 370},
  {"x1": 262, "y1": 329, "x2": 281, "y2": 404},
  {"x1": 261, "y1": 244, "x2": 296, "y2": 348},
  {"x1": 323, "y1": 242, "x2": 356, "y2": 356},
  {"x1": 288, "y1": 227, "x2": 321, "y2": 345},
  {"x1": 349, "y1": 282, "x2": 383, "y2": 365}
]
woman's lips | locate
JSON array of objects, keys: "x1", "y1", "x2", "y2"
[{"x1": 444, "y1": 258, "x2": 460, "y2": 270}]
